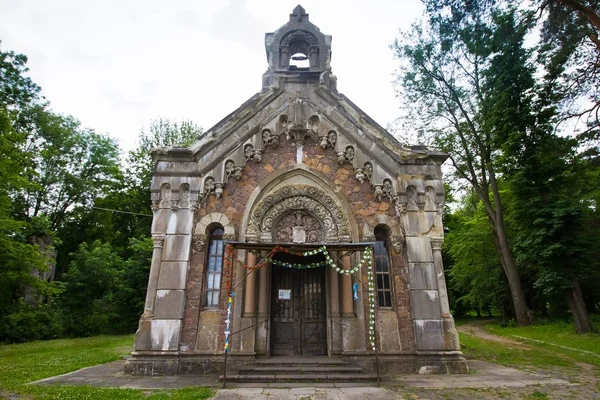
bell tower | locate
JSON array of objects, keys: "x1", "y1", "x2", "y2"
[{"x1": 263, "y1": 5, "x2": 335, "y2": 89}]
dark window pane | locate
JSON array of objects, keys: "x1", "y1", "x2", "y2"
[
  {"x1": 375, "y1": 257, "x2": 383, "y2": 271},
  {"x1": 379, "y1": 258, "x2": 389, "y2": 273},
  {"x1": 383, "y1": 274, "x2": 390, "y2": 289},
  {"x1": 377, "y1": 274, "x2": 384, "y2": 288},
  {"x1": 378, "y1": 291, "x2": 384, "y2": 306},
  {"x1": 384, "y1": 291, "x2": 392, "y2": 307}
]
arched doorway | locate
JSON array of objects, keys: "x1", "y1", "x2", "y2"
[{"x1": 270, "y1": 210, "x2": 327, "y2": 355}]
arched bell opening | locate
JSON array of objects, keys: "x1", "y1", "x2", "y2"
[{"x1": 290, "y1": 52, "x2": 309, "y2": 69}]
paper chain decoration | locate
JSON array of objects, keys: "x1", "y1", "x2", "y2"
[{"x1": 222, "y1": 245, "x2": 376, "y2": 352}]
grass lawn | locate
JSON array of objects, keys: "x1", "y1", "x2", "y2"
[
  {"x1": 458, "y1": 316, "x2": 600, "y2": 369},
  {"x1": 0, "y1": 335, "x2": 214, "y2": 399}
]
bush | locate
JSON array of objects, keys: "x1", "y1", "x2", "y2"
[{"x1": 0, "y1": 303, "x2": 63, "y2": 343}]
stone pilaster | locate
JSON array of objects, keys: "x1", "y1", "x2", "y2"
[{"x1": 142, "y1": 235, "x2": 165, "y2": 318}]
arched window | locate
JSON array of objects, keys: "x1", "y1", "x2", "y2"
[
  {"x1": 374, "y1": 226, "x2": 393, "y2": 308},
  {"x1": 205, "y1": 225, "x2": 224, "y2": 307}
]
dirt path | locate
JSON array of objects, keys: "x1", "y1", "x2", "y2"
[
  {"x1": 438, "y1": 319, "x2": 600, "y2": 400},
  {"x1": 456, "y1": 319, "x2": 527, "y2": 347}
]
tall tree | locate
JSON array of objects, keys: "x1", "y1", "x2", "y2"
[
  {"x1": 15, "y1": 109, "x2": 122, "y2": 231},
  {"x1": 393, "y1": 3, "x2": 536, "y2": 324},
  {"x1": 536, "y1": 0, "x2": 599, "y2": 158}
]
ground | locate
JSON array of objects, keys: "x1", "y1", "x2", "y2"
[{"x1": 2, "y1": 320, "x2": 599, "y2": 399}]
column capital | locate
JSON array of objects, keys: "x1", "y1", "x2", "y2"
[
  {"x1": 152, "y1": 235, "x2": 165, "y2": 248},
  {"x1": 192, "y1": 234, "x2": 207, "y2": 252},
  {"x1": 430, "y1": 236, "x2": 444, "y2": 251},
  {"x1": 390, "y1": 234, "x2": 404, "y2": 254}
]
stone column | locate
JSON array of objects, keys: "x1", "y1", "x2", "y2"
[
  {"x1": 244, "y1": 251, "x2": 258, "y2": 315},
  {"x1": 257, "y1": 251, "x2": 269, "y2": 316},
  {"x1": 241, "y1": 249, "x2": 258, "y2": 353},
  {"x1": 431, "y1": 237, "x2": 450, "y2": 317},
  {"x1": 142, "y1": 235, "x2": 165, "y2": 317},
  {"x1": 329, "y1": 257, "x2": 340, "y2": 316},
  {"x1": 329, "y1": 252, "x2": 342, "y2": 353},
  {"x1": 256, "y1": 251, "x2": 270, "y2": 354},
  {"x1": 341, "y1": 254, "x2": 354, "y2": 316}
]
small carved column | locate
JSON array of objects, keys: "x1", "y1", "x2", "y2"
[
  {"x1": 329, "y1": 251, "x2": 340, "y2": 316},
  {"x1": 341, "y1": 254, "x2": 354, "y2": 316},
  {"x1": 257, "y1": 250, "x2": 269, "y2": 317},
  {"x1": 244, "y1": 250, "x2": 258, "y2": 315},
  {"x1": 431, "y1": 237, "x2": 451, "y2": 318},
  {"x1": 142, "y1": 235, "x2": 165, "y2": 318}
]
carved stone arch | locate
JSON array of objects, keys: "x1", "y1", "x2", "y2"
[
  {"x1": 363, "y1": 214, "x2": 403, "y2": 253},
  {"x1": 248, "y1": 187, "x2": 349, "y2": 242},
  {"x1": 281, "y1": 29, "x2": 319, "y2": 47},
  {"x1": 362, "y1": 214, "x2": 404, "y2": 242},
  {"x1": 194, "y1": 213, "x2": 236, "y2": 252},
  {"x1": 259, "y1": 195, "x2": 339, "y2": 242},
  {"x1": 240, "y1": 166, "x2": 359, "y2": 243}
]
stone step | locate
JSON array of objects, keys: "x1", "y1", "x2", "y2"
[
  {"x1": 239, "y1": 366, "x2": 363, "y2": 374},
  {"x1": 219, "y1": 373, "x2": 378, "y2": 382},
  {"x1": 254, "y1": 358, "x2": 347, "y2": 366}
]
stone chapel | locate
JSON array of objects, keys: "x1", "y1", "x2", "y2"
[{"x1": 126, "y1": 6, "x2": 468, "y2": 378}]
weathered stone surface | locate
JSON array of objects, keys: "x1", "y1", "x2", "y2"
[
  {"x1": 377, "y1": 310, "x2": 402, "y2": 352},
  {"x1": 406, "y1": 237, "x2": 434, "y2": 262},
  {"x1": 195, "y1": 310, "x2": 220, "y2": 352},
  {"x1": 150, "y1": 319, "x2": 181, "y2": 351},
  {"x1": 408, "y1": 263, "x2": 438, "y2": 290},
  {"x1": 157, "y1": 262, "x2": 187, "y2": 290},
  {"x1": 414, "y1": 319, "x2": 445, "y2": 351},
  {"x1": 153, "y1": 290, "x2": 185, "y2": 319},
  {"x1": 411, "y1": 290, "x2": 442, "y2": 319},
  {"x1": 163, "y1": 234, "x2": 191, "y2": 261}
]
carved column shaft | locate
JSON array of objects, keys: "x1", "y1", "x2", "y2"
[
  {"x1": 431, "y1": 237, "x2": 451, "y2": 318},
  {"x1": 244, "y1": 251, "x2": 258, "y2": 315},
  {"x1": 257, "y1": 250, "x2": 269, "y2": 316},
  {"x1": 329, "y1": 251, "x2": 340, "y2": 316},
  {"x1": 143, "y1": 235, "x2": 165, "y2": 317},
  {"x1": 341, "y1": 254, "x2": 354, "y2": 316}
]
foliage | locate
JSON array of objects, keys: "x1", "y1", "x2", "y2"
[
  {"x1": 0, "y1": 45, "x2": 61, "y2": 343},
  {"x1": 126, "y1": 117, "x2": 202, "y2": 190},
  {"x1": 536, "y1": 0, "x2": 600, "y2": 156},
  {"x1": 59, "y1": 241, "x2": 125, "y2": 336},
  {"x1": 445, "y1": 192, "x2": 511, "y2": 317},
  {"x1": 15, "y1": 108, "x2": 122, "y2": 231},
  {"x1": 393, "y1": 1, "x2": 536, "y2": 325}
]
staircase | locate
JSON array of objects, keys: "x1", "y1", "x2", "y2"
[{"x1": 220, "y1": 356, "x2": 378, "y2": 383}]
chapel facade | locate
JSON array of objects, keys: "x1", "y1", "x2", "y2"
[{"x1": 125, "y1": 6, "x2": 468, "y2": 377}]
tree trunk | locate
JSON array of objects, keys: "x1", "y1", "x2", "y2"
[
  {"x1": 494, "y1": 221, "x2": 534, "y2": 326},
  {"x1": 565, "y1": 278, "x2": 593, "y2": 334}
]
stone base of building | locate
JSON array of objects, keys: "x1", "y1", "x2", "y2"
[{"x1": 124, "y1": 352, "x2": 469, "y2": 376}]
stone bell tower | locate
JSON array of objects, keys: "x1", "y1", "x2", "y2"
[{"x1": 262, "y1": 5, "x2": 337, "y2": 90}]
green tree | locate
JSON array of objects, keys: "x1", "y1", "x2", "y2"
[
  {"x1": 537, "y1": 0, "x2": 599, "y2": 154},
  {"x1": 393, "y1": 3, "x2": 536, "y2": 325},
  {"x1": 445, "y1": 192, "x2": 510, "y2": 318},
  {"x1": 59, "y1": 241, "x2": 124, "y2": 336},
  {"x1": 16, "y1": 109, "x2": 122, "y2": 231},
  {"x1": 0, "y1": 45, "x2": 60, "y2": 342}
]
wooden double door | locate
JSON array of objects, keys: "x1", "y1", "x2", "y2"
[{"x1": 270, "y1": 265, "x2": 327, "y2": 355}]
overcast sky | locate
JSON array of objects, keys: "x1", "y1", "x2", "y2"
[{"x1": 0, "y1": 0, "x2": 424, "y2": 153}]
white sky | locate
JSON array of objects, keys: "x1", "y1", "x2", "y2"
[{"x1": 0, "y1": 0, "x2": 424, "y2": 153}]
